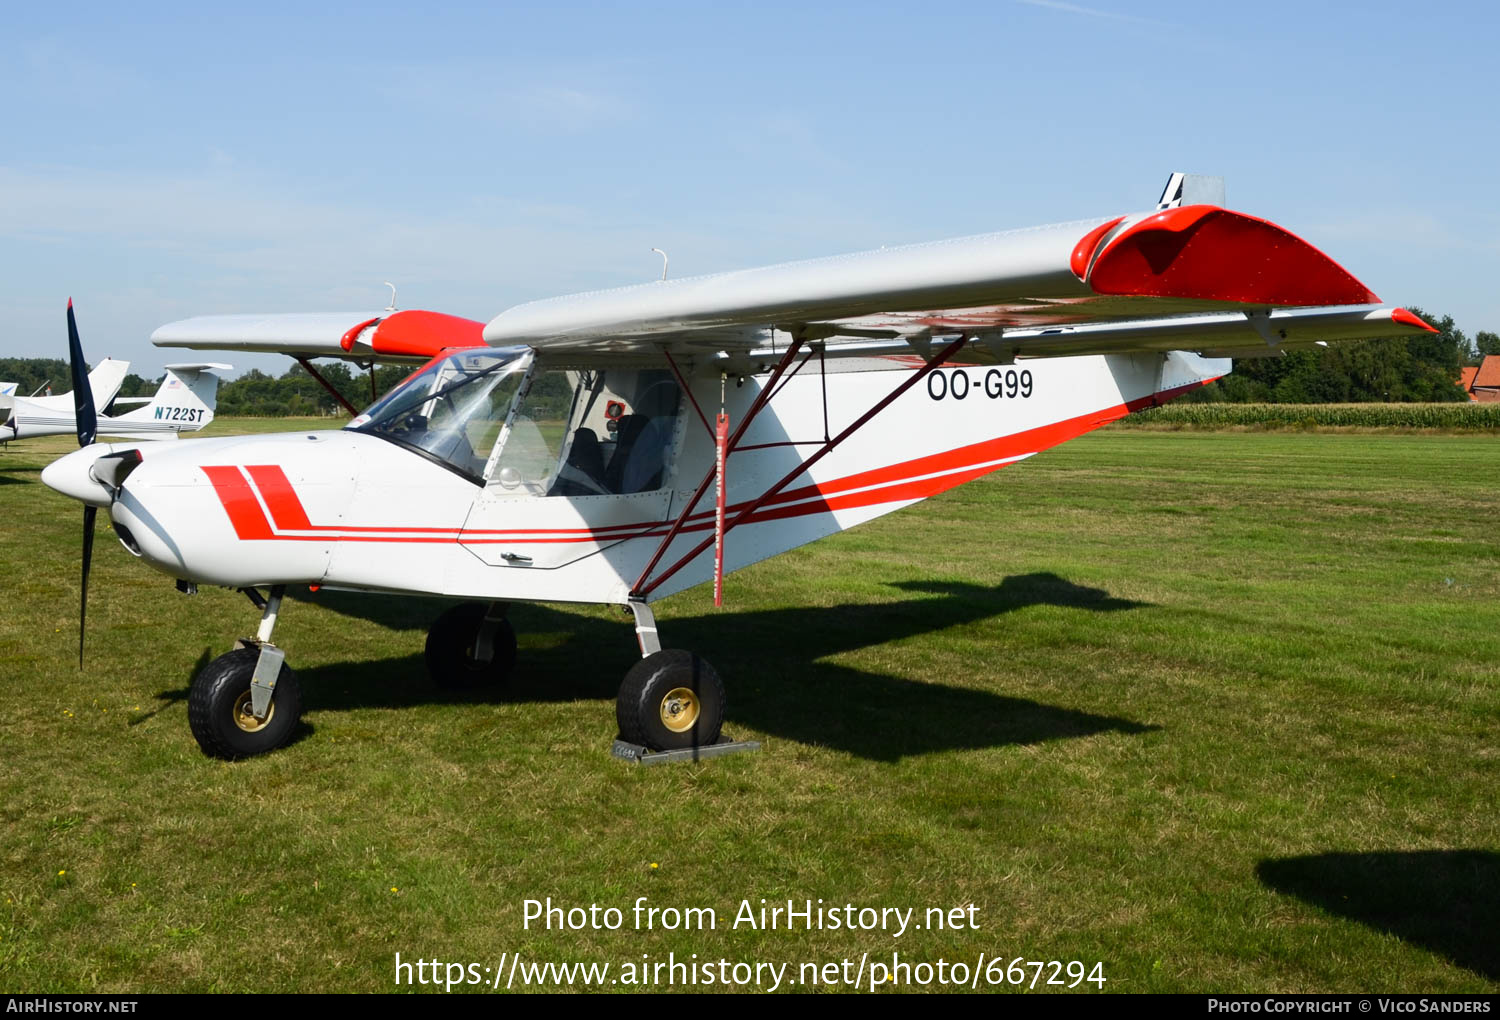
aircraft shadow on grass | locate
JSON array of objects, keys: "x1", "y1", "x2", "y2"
[
  {"x1": 157, "y1": 573, "x2": 1158, "y2": 761},
  {"x1": 0, "y1": 465, "x2": 43, "y2": 486},
  {"x1": 1257, "y1": 850, "x2": 1500, "y2": 981}
]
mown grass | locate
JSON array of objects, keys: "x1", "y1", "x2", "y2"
[
  {"x1": 0, "y1": 419, "x2": 1496, "y2": 993},
  {"x1": 1117, "y1": 402, "x2": 1500, "y2": 431}
]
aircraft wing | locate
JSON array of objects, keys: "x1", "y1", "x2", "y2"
[
  {"x1": 152, "y1": 310, "x2": 486, "y2": 364},
  {"x1": 481, "y1": 204, "x2": 1435, "y2": 364}
]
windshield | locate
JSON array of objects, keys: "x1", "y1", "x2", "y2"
[{"x1": 348, "y1": 347, "x2": 531, "y2": 482}]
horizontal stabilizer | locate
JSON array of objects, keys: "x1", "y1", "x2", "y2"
[{"x1": 163, "y1": 362, "x2": 234, "y2": 372}]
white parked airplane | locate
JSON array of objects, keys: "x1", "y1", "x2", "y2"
[
  {"x1": 4, "y1": 352, "x2": 229, "y2": 442},
  {"x1": 43, "y1": 178, "x2": 1435, "y2": 760},
  {"x1": 2, "y1": 359, "x2": 128, "y2": 441}
]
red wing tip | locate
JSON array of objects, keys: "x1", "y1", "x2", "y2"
[
  {"x1": 67, "y1": 297, "x2": 73, "y2": 308},
  {"x1": 1391, "y1": 307, "x2": 1438, "y2": 333},
  {"x1": 1087, "y1": 205, "x2": 1380, "y2": 307},
  {"x1": 1069, "y1": 216, "x2": 1126, "y2": 280}
]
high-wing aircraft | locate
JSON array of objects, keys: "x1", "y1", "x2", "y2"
[
  {"x1": 4, "y1": 352, "x2": 228, "y2": 443},
  {"x1": 42, "y1": 178, "x2": 1436, "y2": 760}
]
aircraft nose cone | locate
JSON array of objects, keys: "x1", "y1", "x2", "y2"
[{"x1": 41, "y1": 445, "x2": 119, "y2": 508}]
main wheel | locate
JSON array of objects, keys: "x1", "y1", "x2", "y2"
[
  {"x1": 616, "y1": 649, "x2": 725, "y2": 751},
  {"x1": 425, "y1": 603, "x2": 517, "y2": 688},
  {"x1": 187, "y1": 647, "x2": 303, "y2": 760}
]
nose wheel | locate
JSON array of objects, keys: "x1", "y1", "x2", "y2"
[
  {"x1": 187, "y1": 585, "x2": 303, "y2": 760},
  {"x1": 188, "y1": 647, "x2": 303, "y2": 760}
]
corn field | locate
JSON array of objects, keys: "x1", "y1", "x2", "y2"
[{"x1": 1116, "y1": 403, "x2": 1500, "y2": 430}]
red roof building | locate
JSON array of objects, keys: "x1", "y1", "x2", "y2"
[
  {"x1": 1469, "y1": 355, "x2": 1500, "y2": 403},
  {"x1": 1459, "y1": 366, "x2": 1480, "y2": 400}
]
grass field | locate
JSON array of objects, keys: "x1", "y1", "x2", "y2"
[{"x1": 1, "y1": 418, "x2": 1496, "y2": 993}]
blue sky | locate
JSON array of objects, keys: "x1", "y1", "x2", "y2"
[{"x1": 2, "y1": 1, "x2": 1495, "y2": 377}]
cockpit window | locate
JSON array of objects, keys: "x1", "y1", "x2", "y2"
[
  {"x1": 490, "y1": 367, "x2": 682, "y2": 496},
  {"x1": 348, "y1": 347, "x2": 531, "y2": 483}
]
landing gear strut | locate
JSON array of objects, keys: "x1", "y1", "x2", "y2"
[
  {"x1": 616, "y1": 600, "x2": 725, "y2": 751},
  {"x1": 425, "y1": 602, "x2": 517, "y2": 688},
  {"x1": 187, "y1": 584, "x2": 303, "y2": 760}
]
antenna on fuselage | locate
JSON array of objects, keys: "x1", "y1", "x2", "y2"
[
  {"x1": 383, "y1": 281, "x2": 398, "y2": 312},
  {"x1": 651, "y1": 249, "x2": 669, "y2": 282}
]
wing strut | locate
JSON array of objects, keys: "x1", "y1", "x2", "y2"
[
  {"x1": 630, "y1": 337, "x2": 809, "y2": 596},
  {"x1": 294, "y1": 356, "x2": 359, "y2": 416},
  {"x1": 664, "y1": 350, "x2": 715, "y2": 441},
  {"x1": 631, "y1": 334, "x2": 969, "y2": 600}
]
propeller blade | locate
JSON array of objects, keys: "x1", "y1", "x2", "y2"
[
  {"x1": 80, "y1": 504, "x2": 96, "y2": 668},
  {"x1": 67, "y1": 299, "x2": 96, "y2": 448}
]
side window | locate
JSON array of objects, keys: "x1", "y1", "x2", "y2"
[
  {"x1": 602, "y1": 370, "x2": 681, "y2": 494},
  {"x1": 488, "y1": 369, "x2": 576, "y2": 494},
  {"x1": 491, "y1": 367, "x2": 681, "y2": 496}
]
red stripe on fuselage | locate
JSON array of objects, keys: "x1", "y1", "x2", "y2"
[
  {"x1": 202, "y1": 378, "x2": 1215, "y2": 545},
  {"x1": 244, "y1": 465, "x2": 315, "y2": 530},
  {"x1": 731, "y1": 376, "x2": 1208, "y2": 517},
  {"x1": 201, "y1": 465, "x2": 276, "y2": 540}
]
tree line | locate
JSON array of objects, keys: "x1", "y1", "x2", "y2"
[
  {"x1": 3, "y1": 308, "x2": 1494, "y2": 416},
  {"x1": 0, "y1": 357, "x2": 410, "y2": 417},
  {"x1": 213, "y1": 362, "x2": 416, "y2": 416}
]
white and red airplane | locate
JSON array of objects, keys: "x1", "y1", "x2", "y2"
[{"x1": 42, "y1": 176, "x2": 1435, "y2": 760}]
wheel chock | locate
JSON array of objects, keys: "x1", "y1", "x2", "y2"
[{"x1": 611, "y1": 736, "x2": 761, "y2": 766}]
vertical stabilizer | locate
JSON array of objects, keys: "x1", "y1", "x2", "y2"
[
  {"x1": 1157, "y1": 172, "x2": 1226, "y2": 209},
  {"x1": 85, "y1": 358, "x2": 130, "y2": 410},
  {"x1": 110, "y1": 363, "x2": 230, "y2": 434}
]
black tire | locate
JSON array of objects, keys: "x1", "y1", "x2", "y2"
[
  {"x1": 616, "y1": 649, "x2": 725, "y2": 751},
  {"x1": 425, "y1": 603, "x2": 517, "y2": 689},
  {"x1": 187, "y1": 647, "x2": 303, "y2": 760}
]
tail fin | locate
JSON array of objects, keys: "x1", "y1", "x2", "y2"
[
  {"x1": 1156, "y1": 172, "x2": 1226, "y2": 210},
  {"x1": 85, "y1": 358, "x2": 130, "y2": 409},
  {"x1": 110, "y1": 362, "x2": 229, "y2": 434},
  {"x1": 5, "y1": 361, "x2": 130, "y2": 440}
]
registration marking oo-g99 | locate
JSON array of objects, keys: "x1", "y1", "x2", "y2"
[{"x1": 927, "y1": 368, "x2": 1034, "y2": 401}]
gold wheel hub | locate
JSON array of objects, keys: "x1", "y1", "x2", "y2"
[
  {"x1": 232, "y1": 690, "x2": 274, "y2": 733},
  {"x1": 659, "y1": 687, "x2": 700, "y2": 733}
]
